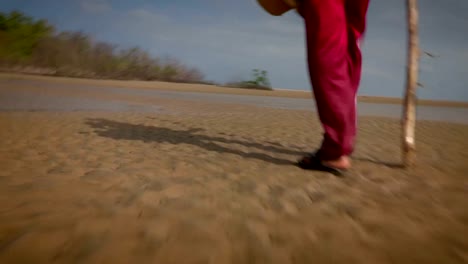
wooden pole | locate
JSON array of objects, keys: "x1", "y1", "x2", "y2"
[{"x1": 402, "y1": 0, "x2": 420, "y2": 167}]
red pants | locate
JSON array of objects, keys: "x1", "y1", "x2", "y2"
[{"x1": 299, "y1": 0, "x2": 370, "y2": 160}]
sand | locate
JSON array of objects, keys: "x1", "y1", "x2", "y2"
[
  {"x1": 1, "y1": 75, "x2": 468, "y2": 263},
  {"x1": 2, "y1": 73, "x2": 468, "y2": 107}
]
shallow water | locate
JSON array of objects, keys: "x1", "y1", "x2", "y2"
[
  {"x1": 0, "y1": 91, "x2": 162, "y2": 113},
  {"x1": 1, "y1": 79, "x2": 467, "y2": 124}
]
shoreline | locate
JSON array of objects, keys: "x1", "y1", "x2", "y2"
[{"x1": 2, "y1": 72, "x2": 467, "y2": 108}]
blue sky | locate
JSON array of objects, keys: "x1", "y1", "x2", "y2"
[{"x1": 1, "y1": 0, "x2": 467, "y2": 101}]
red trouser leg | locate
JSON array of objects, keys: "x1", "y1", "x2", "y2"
[{"x1": 300, "y1": 0, "x2": 369, "y2": 160}]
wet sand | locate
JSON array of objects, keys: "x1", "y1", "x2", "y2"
[
  {"x1": 3, "y1": 73, "x2": 468, "y2": 107},
  {"x1": 1, "y1": 75, "x2": 468, "y2": 263},
  {"x1": 1, "y1": 74, "x2": 467, "y2": 123}
]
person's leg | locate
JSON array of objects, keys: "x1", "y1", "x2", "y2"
[
  {"x1": 345, "y1": 0, "x2": 370, "y2": 143},
  {"x1": 300, "y1": 0, "x2": 354, "y2": 167}
]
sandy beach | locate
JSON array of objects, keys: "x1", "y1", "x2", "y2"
[
  {"x1": 1, "y1": 74, "x2": 468, "y2": 263},
  {"x1": 3, "y1": 73, "x2": 468, "y2": 107}
]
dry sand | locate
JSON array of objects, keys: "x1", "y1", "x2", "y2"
[{"x1": 1, "y1": 75, "x2": 468, "y2": 263}]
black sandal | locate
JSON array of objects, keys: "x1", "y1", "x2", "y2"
[{"x1": 296, "y1": 153, "x2": 347, "y2": 177}]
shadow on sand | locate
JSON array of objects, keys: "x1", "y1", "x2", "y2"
[
  {"x1": 85, "y1": 118, "x2": 403, "y2": 168},
  {"x1": 85, "y1": 118, "x2": 304, "y2": 166}
]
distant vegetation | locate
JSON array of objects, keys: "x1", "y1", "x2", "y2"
[
  {"x1": 0, "y1": 11, "x2": 205, "y2": 83},
  {"x1": 224, "y1": 69, "x2": 272, "y2": 91}
]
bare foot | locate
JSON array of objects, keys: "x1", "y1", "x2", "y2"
[{"x1": 321, "y1": 156, "x2": 351, "y2": 170}]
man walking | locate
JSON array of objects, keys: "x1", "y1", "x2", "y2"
[{"x1": 258, "y1": 0, "x2": 370, "y2": 175}]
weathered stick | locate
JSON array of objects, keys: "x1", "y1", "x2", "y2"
[{"x1": 402, "y1": 0, "x2": 420, "y2": 167}]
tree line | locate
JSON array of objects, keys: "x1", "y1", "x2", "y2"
[{"x1": 0, "y1": 10, "x2": 205, "y2": 83}]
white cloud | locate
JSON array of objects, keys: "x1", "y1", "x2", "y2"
[
  {"x1": 80, "y1": 0, "x2": 112, "y2": 14},
  {"x1": 116, "y1": 8, "x2": 304, "y2": 59}
]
